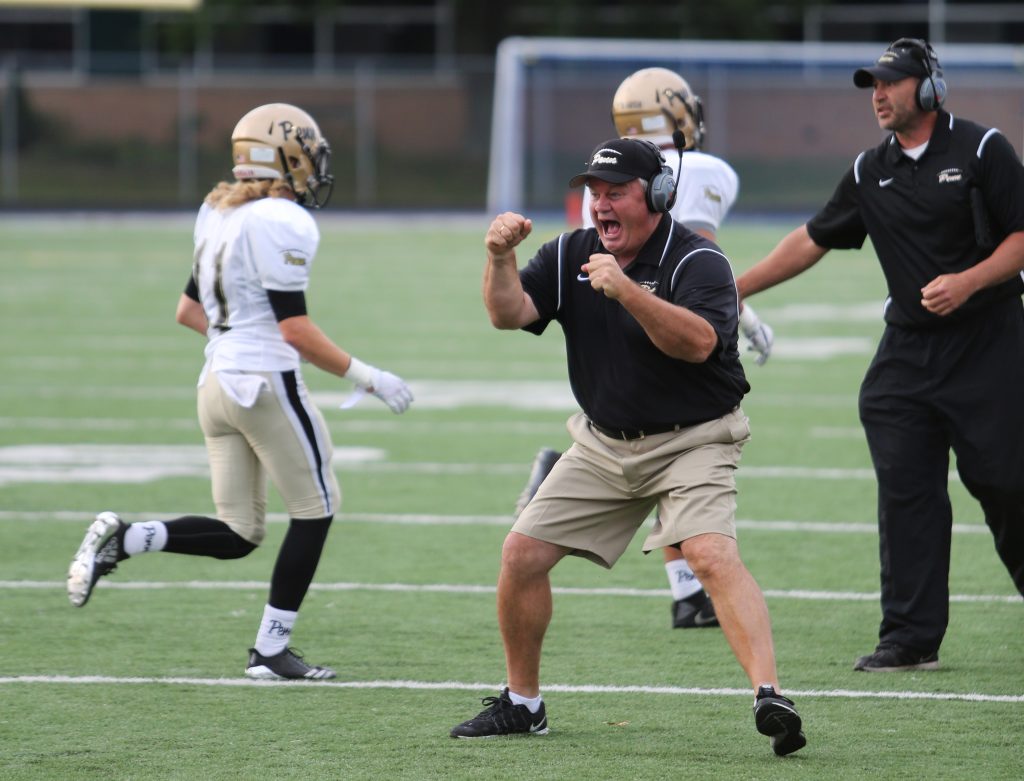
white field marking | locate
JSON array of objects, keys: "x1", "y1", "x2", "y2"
[
  {"x1": 0, "y1": 417, "x2": 199, "y2": 431},
  {"x1": 0, "y1": 417, "x2": 562, "y2": 435},
  {"x1": 0, "y1": 510, "x2": 991, "y2": 536},
  {"x1": 744, "y1": 393, "x2": 857, "y2": 408},
  {"x1": 765, "y1": 302, "x2": 885, "y2": 323},
  {"x1": 0, "y1": 443, "x2": 963, "y2": 486},
  {"x1": 811, "y1": 426, "x2": 867, "y2": 439},
  {"x1": 5, "y1": 580, "x2": 1019, "y2": 604},
  {"x1": 0, "y1": 385, "x2": 197, "y2": 400},
  {"x1": 3, "y1": 337, "x2": 872, "y2": 378},
  {"x1": 0, "y1": 444, "x2": 385, "y2": 486},
  {"x1": 752, "y1": 337, "x2": 874, "y2": 359},
  {"x1": 0, "y1": 381, "x2": 860, "y2": 407},
  {"x1": 0, "y1": 675, "x2": 1019, "y2": 703},
  {"x1": 319, "y1": 381, "x2": 576, "y2": 411}
]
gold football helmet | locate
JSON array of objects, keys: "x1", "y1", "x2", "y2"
[
  {"x1": 611, "y1": 67, "x2": 705, "y2": 151},
  {"x1": 230, "y1": 103, "x2": 333, "y2": 209}
]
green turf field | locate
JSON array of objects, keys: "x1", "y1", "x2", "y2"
[{"x1": 1, "y1": 215, "x2": 1021, "y2": 780}]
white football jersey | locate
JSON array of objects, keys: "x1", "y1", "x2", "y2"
[
  {"x1": 192, "y1": 197, "x2": 319, "y2": 372},
  {"x1": 582, "y1": 149, "x2": 739, "y2": 236}
]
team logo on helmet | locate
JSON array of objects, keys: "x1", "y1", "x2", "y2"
[{"x1": 230, "y1": 103, "x2": 334, "y2": 209}]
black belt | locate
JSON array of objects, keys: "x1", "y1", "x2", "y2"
[{"x1": 589, "y1": 420, "x2": 683, "y2": 441}]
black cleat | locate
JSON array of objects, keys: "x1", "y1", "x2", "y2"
[
  {"x1": 513, "y1": 448, "x2": 562, "y2": 518},
  {"x1": 67, "y1": 512, "x2": 127, "y2": 607},
  {"x1": 853, "y1": 643, "x2": 939, "y2": 672},
  {"x1": 754, "y1": 685, "x2": 806, "y2": 756},
  {"x1": 245, "y1": 647, "x2": 336, "y2": 680},
  {"x1": 450, "y1": 688, "x2": 549, "y2": 738},
  {"x1": 671, "y1": 591, "x2": 720, "y2": 629}
]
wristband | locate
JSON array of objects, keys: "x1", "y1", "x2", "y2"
[
  {"x1": 739, "y1": 303, "x2": 759, "y2": 331},
  {"x1": 345, "y1": 356, "x2": 375, "y2": 387}
]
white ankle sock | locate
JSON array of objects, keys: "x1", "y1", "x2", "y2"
[
  {"x1": 507, "y1": 690, "x2": 543, "y2": 714},
  {"x1": 122, "y1": 521, "x2": 168, "y2": 556},
  {"x1": 254, "y1": 605, "x2": 297, "y2": 657},
  {"x1": 665, "y1": 558, "x2": 703, "y2": 600}
]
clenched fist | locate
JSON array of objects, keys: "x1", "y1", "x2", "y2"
[{"x1": 485, "y1": 212, "x2": 533, "y2": 257}]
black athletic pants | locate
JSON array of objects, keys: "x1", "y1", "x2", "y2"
[{"x1": 858, "y1": 299, "x2": 1024, "y2": 654}]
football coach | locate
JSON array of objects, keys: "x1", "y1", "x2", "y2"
[
  {"x1": 736, "y1": 38, "x2": 1024, "y2": 673},
  {"x1": 449, "y1": 137, "x2": 806, "y2": 758}
]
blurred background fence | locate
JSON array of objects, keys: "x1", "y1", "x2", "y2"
[{"x1": 1, "y1": 2, "x2": 1023, "y2": 215}]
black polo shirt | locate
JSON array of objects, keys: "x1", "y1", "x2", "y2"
[
  {"x1": 518, "y1": 213, "x2": 749, "y2": 431},
  {"x1": 807, "y1": 110, "x2": 1024, "y2": 328}
]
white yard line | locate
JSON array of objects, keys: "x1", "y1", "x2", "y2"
[
  {"x1": 0, "y1": 674, "x2": 1018, "y2": 703},
  {"x1": 3, "y1": 579, "x2": 1019, "y2": 603},
  {"x1": 0, "y1": 441, "x2": 961, "y2": 485}
]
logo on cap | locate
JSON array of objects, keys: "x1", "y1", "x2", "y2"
[{"x1": 592, "y1": 149, "x2": 622, "y2": 166}]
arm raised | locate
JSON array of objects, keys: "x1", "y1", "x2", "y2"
[{"x1": 482, "y1": 212, "x2": 541, "y2": 329}]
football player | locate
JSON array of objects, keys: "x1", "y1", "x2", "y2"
[
  {"x1": 516, "y1": 68, "x2": 773, "y2": 630},
  {"x1": 67, "y1": 103, "x2": 413, "y2": 680}
]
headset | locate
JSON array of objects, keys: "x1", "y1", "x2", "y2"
[
  {"x1": 891, "y1": 37, "x2": 947, "y2": 112},
  {"x1": 631, "y1": 138, "x2": 679, "y2": 214}
]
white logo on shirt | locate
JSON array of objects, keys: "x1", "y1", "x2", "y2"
[{"x1": 879, "y1": 178, "x2": 895, "y2": 188}]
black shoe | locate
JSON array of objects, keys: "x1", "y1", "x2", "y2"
[
  {"x1": 67, "y1": 512, "x2": 127, "y2": 607},
  {"x1": 450, "y1": 688, "x2": 549, "y2": 738},
  {"x1": 671, "y1": 591, "x2": 719, "y2": 628},
  {"x1": 853, "y1": 643, "x2": 939, "y2": 672},
  {"x1": 513, "y1": 448, "x2": 562, "y2": 518},
  {"x1": 245, "y1": 648, "x2": 336, "y2": 680},
  {"x1": 753, "y1": 685, "x2": 806, "y2": 757}
]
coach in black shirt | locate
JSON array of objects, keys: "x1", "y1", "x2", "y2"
[
  {"x1": 737, "y1": 39, "x2": 1024, "y2": 673},
  {"x1": 450, "y1": 137, "x2": 806, "y2": 758}
]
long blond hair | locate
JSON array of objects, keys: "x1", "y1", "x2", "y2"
[{"x1": 204, "y1": 179, "x2": 296, "y2": 210}]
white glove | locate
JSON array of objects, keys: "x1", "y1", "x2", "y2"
[
  {"x1": 739, "y1": 303, "x2": 774, "y2": 366},
  {"x1": 368, "y1": 368, "x2": 413, "y2": 414},
  {"x1": 345, "y1": 357, "x2": 413, "y2": 414}
]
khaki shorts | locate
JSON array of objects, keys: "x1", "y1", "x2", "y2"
[
  {"x1": 512, "y1": 408, "x2": 750, "y2": 568},
  {"x1": 198, "y1": 369, "x2": 341, "y2": 545}
]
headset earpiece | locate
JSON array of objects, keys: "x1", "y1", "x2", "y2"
[
  {"x1": 894, "y1": 37, "x2": 946, "y2": 111},
  {"x1": 633, "y1": 138, "x2": 677, "y2": 213}
]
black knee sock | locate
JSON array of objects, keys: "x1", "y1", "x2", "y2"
[
  {"x1": 269, "y1": 517, "x2": 333, "y2": 611},
  {"x1": 162, "y1": 516, "x2": 258, "y2": 560}
]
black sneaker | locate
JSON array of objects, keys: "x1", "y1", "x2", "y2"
[
  {"x1": 513, "y1": 448, "x2": 561, "y2": 518},
  {"x1": 753, "y1": 685, "x2": 806, "y2": 757},
  {"x1": 245, "y1": 647, "x2": 337, "y2": 680},
  {"x1": 67, "y1": 511, "x2": 127, "y2": 607},
  {"x1": 671, "y1": 591, "x2": 720, "y2": 629},
  {"x1": 450, "y1": 688, "x2": 549, "y2": 738},
  {"x1": 853, "y1": 643, "x2": 939, "y2": 672}
]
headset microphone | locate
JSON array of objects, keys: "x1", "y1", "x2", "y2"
[{"x1": 671, "y1": 127, "x2": 685, "y2": 204}]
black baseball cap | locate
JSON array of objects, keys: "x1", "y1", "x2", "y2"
[
  {"x1": 568, "y1": 138, "x2": 662, "y2": 188},
  {"x1": 853, "y1": 40, "x2": 930, "y2": 88}
]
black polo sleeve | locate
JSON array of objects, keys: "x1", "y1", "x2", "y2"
[
  {"x1": 978, "y1": 131, "x2": 1024, "y2": 238},
  {"x1": 807, "y1": 163, "x2": 869, "y2": 250},
  {"x1": 667, "y1": 248, "x2": 739, "y2": 354},
  {"x1": 518, "y1": 233, "x2": 565, "y2": 335}
]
